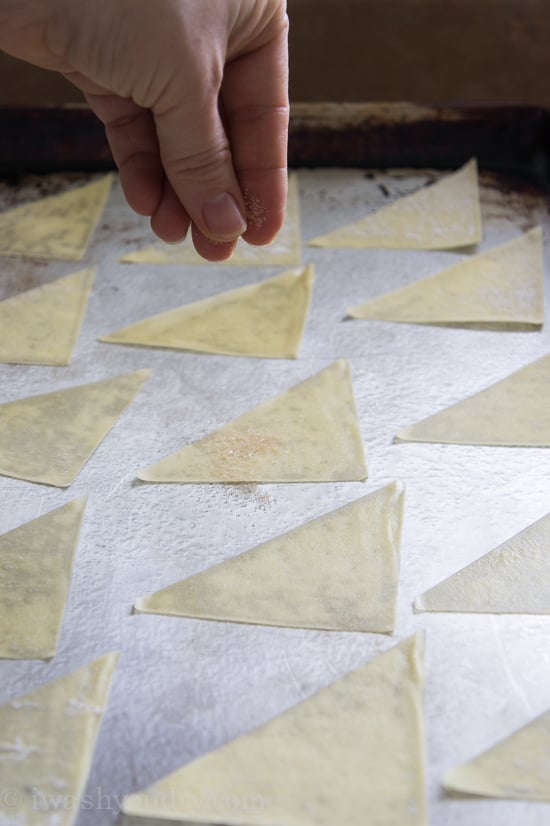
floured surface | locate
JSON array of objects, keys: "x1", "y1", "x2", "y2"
[
  {"x1": 0, "y1": 370, "x2": 151, "y2": 486},
  {"x1": 0, "y1": 268, "x2": 95, "y2": 365},
  {"x1": 134, "y1": 482, "x2": 404, "y2": 632},
  {"x1": 348, "y1": 227, "x2": 544, "y2": 325},
  {"x1": 100, "y1": 265, "x2": 314, "y2": 358},
  {"x1": 0, "y1": 176, "x2": 111, "y2": 260},
  {"x1": 308, "y1": 159, "x2": 481, "y2": 249},
  {"x1": 0, "y1": 498, "x2": 86, "y2": 659},
  {"x1": 137, "y1": 360, "x2": 367, "y2": 483},
  {"x1": 444, "y1": 709, "x2": 550, "y2": 800},
  {"x1": 0, "y1": 653, "x2": 118, "y2": 826},
  {"x1": 415, "y1": 511, "x2": 550, "y2": 614},
  {"x1": 119, "y1": 174, "x2": 301, "y2": 266},
  {"x1": 123, "y1": 635, "x2": 426, "y2": 825},
  {"x1": 1, "y1": 167, "x2": 549, "y2": 826}
]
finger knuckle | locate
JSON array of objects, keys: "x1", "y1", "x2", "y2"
[
  {"x1": 229, "y1": 103, "x2": 289, "y2": 127},
  {"x1": 168, "y1": 144, "x2": 233, "y2": 184}
]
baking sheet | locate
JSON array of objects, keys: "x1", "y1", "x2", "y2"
[{"x1": 0, "y1": 166, "x2": 549, "y2": 826}]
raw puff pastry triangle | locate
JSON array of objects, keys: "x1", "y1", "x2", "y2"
[
  {"x1": 444, "y1": 708, "x2": 550, "y2": 801},
  {"x1": 0, "y1": 369, "x2": 151, "y2": 487},
  {"x1": 0, "y1": 653, "x2": 118, "y2": 826},
  {"x1": 0, "y1": 267, "x2": 95, "y2": 365},
  {"x1": 137, "y1": 360, "x2": 367, "y2": 483},
  {"x1": 0, "y1": 175, "x2": 112, "y2": 260},
  {"x1": 119, "y1": 173, "x2": 301, "y2": 266},
  {"x1": 122, "y1": 634, "x2": 427, "y2": 826},
  {"x1": 395, "y1": 353, "x2": 550, "y2": 447},
  {"x1": 135, "y1": 482, "x2": 404, "y2": 632},
  {"x1": 308, "y1": 159, "x2": 481, "y2": 249},
  {"x1": 100, "y1": 265, "x2": 314, "y2": 359},
  {"x1": 0, "y1": 498, "x2": 86, "y2": 659},
  {"x1": 348, "y1": 227, "x2": 544, "y2": 325},
  {"x1": 415, "y1": 511, "x2": 550, "y2": 614}
]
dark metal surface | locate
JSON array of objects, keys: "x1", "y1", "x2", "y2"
[{"x1": 1, "y1": 103, "x2": 550, "y2": 187}]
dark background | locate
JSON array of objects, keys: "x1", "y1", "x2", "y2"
[{"x1": 1, "y1": 0, "x2": 550, "y2": 106}]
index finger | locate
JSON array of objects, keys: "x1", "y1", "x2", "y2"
[{"x1": 221, "y1": 22, "x2": 289, "y2": 247}]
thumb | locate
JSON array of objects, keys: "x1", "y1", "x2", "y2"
[{"x1": 153, "y1": 91, "x2": 248, "y2": 244}]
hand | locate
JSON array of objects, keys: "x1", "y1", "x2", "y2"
[{"x1": 0, "y1": 0, "x2": 289, "y2": 261}]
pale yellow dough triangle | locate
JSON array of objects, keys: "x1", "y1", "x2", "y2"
[
  {"x1": 0, "y1": 653, "x2": 118, "y2": 825},
  {"x1": 0, "y1": 369, "x2": 151, "y2": 487},
  {"x1": 444, "y1": 708, "x2": 550, "y2": 800},
  {"x1": 137, "y1": 360, "x2": 366, "y2": 483},
  {"x1": 100, "y1": 265, "x2": 314, "y2": 359},
  {"x1": 0, "y1": 175, "x2": 112, "y2": 261},
  {"x1": 415, "y1": 511, "x2": 550, "y2": 614},
  {"x1": 0, "y1": 498, "x2": 86, "y2": 659},
  {"x1": 135, "y1": 481, "x2": 404, "y2": 632},
  {"x1": 308, "y1": 159, "x2": 481, "y2": 249},
  {"x1": 120, "y1": 173, "x2": 301, "y2": 266},
  {"x1": 0, "y1": 267, "x2": 95, "y2": 365},
  {"x1": 122, "y1": 634, "x2": 426, "y2": 825},
  {"x1": 349, "y1": 227, "x2": 544, "y2": 325},
  {"x1": 395, "y1": 353, "x2": 550, "y2": 447}
]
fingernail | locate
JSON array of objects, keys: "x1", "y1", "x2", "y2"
[{"x1": 202, "y1": 193, "x2": 247, "y2": 239}]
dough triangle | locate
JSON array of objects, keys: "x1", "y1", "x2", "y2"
[
  {"x1": 122, "y1": 634, "x2": 426, "y2": 825},
  {"x1": 0, "y1": 653, "x2": 118, "y2": 825},
  {"x1": 135, "y1": 481, "x2": 404, "y2": 632},
  {"x1": 100, "y1": 265, "x2": 314, "y2": 359},
  {"x1": 415, "y1": 511, "x2": 550, "y2": 614},
  {"x1": 0, "y1": 369, "x2": 151, "y2": 487},
  {"x1": 348, "y1": 227, "x2": 544, "y2": 325},
  {"x1": 120, "y1": 173, "x2": 301, "y2": 266},
  {"x1": 0, "y1": 267, "x2": 96, "y2": 365},
  {"x1": 0, "y1": 175, "x2": 112, "y2": 261},
  {"x1": 308, "y1": 159, "x2": 481, "y2": 249},
  {"x1": 137, "y1": 360, "x2": 367, "y2": 483},
  {"x1": 395, "y1": 353, "x2": 550, "y2": 447},
  {"x1": 444, "y1": 708, "x2": 550, "y2": 800},
  {"x1": 0, "y1": 498, "x2": 86, "y2": 659}
]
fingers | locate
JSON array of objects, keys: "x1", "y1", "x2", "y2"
[
  {"x1": 87, "y1": 88, "x2": 239, "y2": 253},
  {"x1": 150, "y1": 178, "x2": 190, "y2": 243},
  {"x1": 86, "y1": 88, "x2": 237, "y2": 253},
  {"x1": 85, "y1": 92, "x2": 164, "y2": 217},
  {"x1": 191, "y1": 225, "x2": 237, "y2": 262},
  {"x1": 153, "y1": 82, "x2": 248, "y2": 245},
  {"x1": 82, "y1": 7, "x2": 290, "y2": 261},
  {"x1": 153, "y1": 18, "x2": 289, "y2": 254},
  {"x1": 85, "y1": 92, "x2": 191, "y2": 244},
  {"x1": 221, "y1": 23, "x2": 289, "y2": 246}
]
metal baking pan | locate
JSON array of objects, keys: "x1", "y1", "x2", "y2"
[{"x1": 0, "y1": 103, "x2": 549, "y2": 826}]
